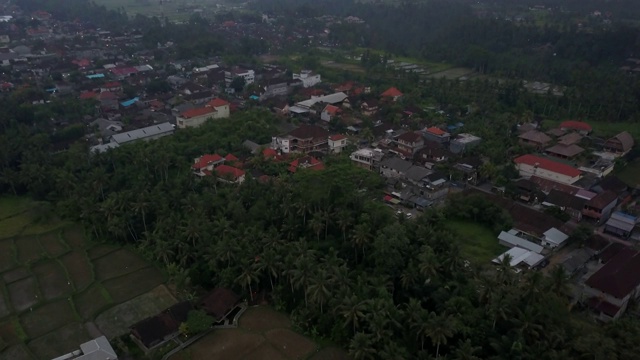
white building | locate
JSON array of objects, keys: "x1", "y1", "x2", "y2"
[
  {"x1": 52, "y1": 336, "x2": 118, "y2": 360},
  {"x1": 542, "y1": 227, "x2": 569, "y2": 248},
  {"x1": 350, "y1": 148, "x2": 384, "y2": 171},
  {"x1": 225, "y1": 68, "x2": 255, "y2": 86},
  {"x1": 514, "y1": 154, "x2": 582, "y2": 185},
  {"x1": 176, "y1": 98, "x2": 230, "y2": 129},
  {"x1": 492, "y1": 247, "x2": 545, "y2": 269},
  {"x1": 293, "y1": 70, "x2": 321, "y2": 88},
  {"x1": 498, "y1": 230, "x2": 544, "y2": 253},
  {"x1": 328, "y1": 134, "x2": 348, "y2": 154},
  {"x1": 109, "y1": 122, "x2": 175, "y2": 146}
]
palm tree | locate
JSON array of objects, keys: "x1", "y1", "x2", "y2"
[
  {"x1": 417, "y1": 245, "x2": 439, "y2": 283},
  {"x1": 425, "y1": 312, "x2": 455, "y2": 358},
  {"x1": 308, "y1": 215, "x2": 324, "y2": 242},
  {"x1": 335, "y1": 210, "x2": 352, "y2": 243},
  {"x1": 339, "y1": 295, "x2": 368, "y2": 333},
  {"x1": 306, "y1": 268, "x2": 332, "y2": 313},
  {"x1": 254, "y1": 249, "x2": 280, "y2": 290},
  {"x1": 131, "y1": 191, "x2": 151, "y2": 235},
  {"x1": 351, "y1": 223, "x2": 371, "y2": 262},
  {"x1": 235, "y1": 262, "x2": 259, "y2": 301},
  {"x1": 453, "y1": 339, "x2": 481, "y2": 360},
  {"x1": 349, "y1": 332, "x2": 376, "y2": 360},
  {"x1": 155, "y1": 240, "x2": 175, "y2": 266}
]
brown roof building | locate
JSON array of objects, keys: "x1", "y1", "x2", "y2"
[
  {"x1": 518, "y1": 130, "x2": 552, "y2": 148},
  {"x1": 130, "y1": 301, "x2": 192, "y2": 351},
  {"x1": 584, "y1": 247, "x2": 640, "y2": 321},
  {"x1": 545, "y1": 144, "x2": 585, "y2": 159},
  {"x1": 583, "y1": 191, "x2": 618, "y2": 224},
  {"x1": 199, "y1": 288, "x2": 241, "y2": 321},
  {"x1": 604, "y1": 131, "x2": 634, "y2": 154}
]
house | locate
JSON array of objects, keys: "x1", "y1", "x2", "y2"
[
  {"x1": 514, "y1": 154, "x2": 582, "y2": 185},
  {"x1": 454, "y1": 157, "x2": 483, "y2": 184},
  {"x1": 192, "y1": 154, "x2": 225, "y2": 176},
  {"x1": 288, "y1": 156, "x2": 324, "y2": 173},
  {"x1": 405, "y1": 165, "x2": 431, "y2": 185},
  {"x1": 215, "y1": 164, "x2": 245, "y2": 184},
  {"x1": 396, "y1": 131, "x2": 424, "y2": 155},
  {"x1": 604, "y1": 212, "x2": 637, "y2": 238},
  {"x1": 560, "y1": 120, "x2": 592, "y2": 135},
  {"x1": 498, "y1": 230, "x2": 544, "y2": 253},
  {"x1": 289, "y1": 92, "x2": 348, "y2": 115},
  {"x1": 542, "y1": 227, "x2": 569, "y2": 248},
  {"x1": 350, "y1": 148, "x2": 384, "y2": 171},
  {"x1": 271, "y1": 125, "x2": 330, "y2": 154},
  {"x1": 89, "y1": 118, "x2": 123, "y2": 139},
  {"x1": 381, "y1": 87, "x2": 403, "y2": 101},
  {"x1": 292, "y1": 70, "x2": 321, "y2": 88},
  {"x1": 184, "y1": 90, "x2": 215, "y2": 105},
  {"x1": 225, "y1": 67, "x2": 255, "y2": 86},
  {"x1": 558, "y1": 132, "x2": 583, "y2": 146},
  {"x1": 97, "y1": 91, "x2": 119, "y2": 111},
  {"x1": 603, "y1": 131, "x2": 634, "y2": 155},
  {"x1": 584, "y1": 247, "x2": 640, "y2": 321},
  {"x1": 423, "y1": 127, "x2": 450, "y2": 143},
  {"x1": 518, "y1": 130, "x2": 552, "y2": 148},
  {"x1": 545, "y1": 144, "x2": 585, "y2": 159},
  {"x1": 176, "y1": 98, "x2": 230, "y2": 128},
  {"x1": 129, "y1": 301, "x2": 192, "y2": 352},
  {"x1": 449, "y1": 133, "x2": 481, "y2": 154},
  {"x1": 259, "y1": 79, "x2": 289, "y2": 101},
  {"x1": 110, "y1": 122, "x2": 174, "y2": 146},
  {"x1": 360, "y1": 99, "x2": 379, "y2": 116},
  {"x1": 421, "y1": 172, "x2": 449, "y2": 200},
  {"x1": 414, "y1": 145, "x2": 449, "y2": 166},
  {"x1": 379, "y1": 157, "x2": 413, "y2": 178},
  {"x1": 101, "y1": 81, "x2": 122, "y2": 93},
  {"x1": 270, "y1": 100, "x2": 290, "y2": 115},
  {"x1": 328, "y1": 134, "x2": 347, "y2": 153},
  {"x1": 321, "y1": 104, "x2": 342, "y2": 122},
  {"x1": 492, "y1": 247, "x2": 545, "y2": 269},
  {"x1": 542, "y1": 189, "x2": 586, "y2": 221},
  {"x1": 199, "y1": 288, "x2": 241, "y2": 322},
  {"x1": 51, "y1": 336, "x2": 118, "y2": 360},
  {"x1": 582, "y1": 191, "x2": 618, "y2": 224}
]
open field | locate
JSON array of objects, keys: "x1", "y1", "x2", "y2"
[
  {"x1": 446, "y1": 220, "x2": 506, "y2": 264},
  {"x1": 427, "y1": 67, "x2": 476, "y2": 80},
  {"x1": 93, "y1": 0, "x2": 219, "y2": 21},
  {"x1": 616, "y1": 160, "x2": 640, "y2": 187},
  {"x1": 169, "y1": 306, "x2": 346, "y2": 360},
  {"x1": 0, "y1": 197, "x2": 170, "y2": 359},
  {"x1": 321, "y1": 60, "x2": 366, "y2": 73}
]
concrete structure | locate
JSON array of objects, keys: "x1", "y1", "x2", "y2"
[
  {"x1": 604, "y1": 212, "x2": 637, "y2": 238},
  {"x1": 350, "y1": 148, "x2": 384, "y2": 171},
  {"x1": 52, "y1": 336, "x2": 118, "y2": 360},
  {"x1": 542, "y1": 227, "x2": 569, "y2": 248},
  {"x1": 423, "y1": 127, "x2": 450, "y2": 143},
  {"x1": 110, "y1": 122, "x2": 174, "y2": 145},
  {"x1": 225, "y1": 68, "x2": 255, "y2": 86},
  {"x1": 492, "y1": 247, "x2": 544, "y2": 269},
  {"x1": 271, "y1": 125, "x2": 329, "y2": 154},
  {"x1": 176, "y1": 98, "x2": 230, "y2": 129},
  {"x1": 514, "y1": 154, "x2": 582, "y2": 185},
  {"x1": 582, "y1": 191, "x2": 618, "y2": 224},
  {"x1": 379, "y1": 157, "x2": 413, "y2": 178},
  {"x1": 449, "y1": 133, "x2": 481, "y2": 154},
  {"x1": 293, "y1": 70, "x2": 321, "y2": 88},
  {"x1": 328, "y1": 134, "x2": 347, "y2": 153},
  {"x1": 498, "y1": 230, "x2": 544, "y2": 253},
  {"x1": 396, "y1": 131, "x2": 424, "y2": 155}
]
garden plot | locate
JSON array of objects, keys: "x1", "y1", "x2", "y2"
[
  {"x1": 7, "y1": 277, "x2": 39, "y2": 312},
  {"x1": 59, "y1": 251, "x2": 93, "y2": 291},
  {"x1": 14, "y1": 236, "x2": 44, "y2": 264},
  {"x1": 61, "y1": 226, "x2": 87, "y2": 249},
  {"x1": 74, "y1": 284, "x2": 113, "y2": 320},
  {"x1": 0, "y1": 240, "x2": 15, "y2": 272},
  {"x1": 27, "y1": 322, "x2": 90, "y2": 360},
  {"x1": 38, "y1": 232, "x2": 68, "y2": 258},
  {"x1": 32, "y1": 261, "x2": 72, "y2": 301},
  {"x1": 93, "y1": 249, "x2": 149, "y2": 281},
  {"x1": 102, "y1": 267, "x2": 165, "y2": 303},
  {"x1": 19, "y1": 299, "x2": 77, "y2": 339}
]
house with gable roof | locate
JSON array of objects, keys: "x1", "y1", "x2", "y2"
[
  {"x1": 321, "y1": 104, "x2": 342, "y2": 122},
  {"x1": 424, "y1": 127, "x2": 450, "y2": 143},
  {"x1": 176, "y1": 98, "x2": 230, "y2": 128},
  {"x1": 604, "y1": 131, "x2": 634, "y2": 155},
  {"x1": 271, "y1": 125, "x2": 330, "y2": 154},
  {"x1": 381, "y1": 87, "x2": 403, "y2": 102},
  {"x1": 396, "y1": 131, "x2": 424, "y2": 156}
]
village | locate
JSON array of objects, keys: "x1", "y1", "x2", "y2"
[{"x1": 2, "y1": 1, "x2": 640, "y2": 359}]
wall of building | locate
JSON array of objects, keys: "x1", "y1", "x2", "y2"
[{"x1": 516, "y1": 163, "x2": 580, "y2": 185}]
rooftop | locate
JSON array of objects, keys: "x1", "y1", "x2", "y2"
[
  {"x1": 586, "y1": 247, "x2": 640, "y2": 298},
  {"x1": 110, "y1": 122, "x2": 174, "y2": 144},
  {"x1": 514, "y1": 154, "x2": 581, "y2": 177}
]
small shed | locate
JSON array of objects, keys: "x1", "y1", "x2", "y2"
[{"x1": 542, "y1": 227, "x2": 569, "y2": 248}]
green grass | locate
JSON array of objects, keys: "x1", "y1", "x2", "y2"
[
  {"x1": 445, "y1": 220, "x2": 507, "y2": 264},
  {"x1": 615, "y1": 159, "x2": 640, "y2": 187},
  {"x1": 0, "y1": 197, "x2": 32, "y2": 220}
]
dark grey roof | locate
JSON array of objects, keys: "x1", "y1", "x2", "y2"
[
  {"x1": 111, "y1": 122, "x2": 174, "y2": 144},
  {"x1": 380, "y1": 157, "x2": 412, "y2": 173},
  {"x1": 405, "y1": 166, "x2": 431, "y2": 182}
]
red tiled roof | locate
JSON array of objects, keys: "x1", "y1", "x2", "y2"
[
  {"x1": 585, "y1": 191, "x2": 618, "y2": 209},
  {"x1": 225, "y1": 153, "x2": 239, "y2": 162},
  {"x1": 263, "y1": 148, "x2": 278, "y2": 158},
  {"x1": 586, "y1": 247, "x2": 640, "y2": 299},
  {"x1": 329, "y1": 134, "x2": 346, "y2": 141},
  {"x1": 180, "y1": 107, "x2": 215, "y2": 119},
  {"x1": 72, "y1": 58, "x2": 91, "y2": 67},
  {"x1": 103, "y1": 81, "x2": 121, "y2": 88},
  {"x1": 398, "y1": 131, "x2": 423, "y2": 143},
  {"x1": 98, "y1": 91, "x2": 117, "y2": 100},
  {"x1": 208, "y1": 98, "x2": 230, "y2": 108},
  {"x1": 426, "y1": 127, "x2": 446, "y2": 136},
  {"x1": 215, "y1": 164, "x2": 245, "y2": 179},
  {"x1": 323, "y1": 104, "x2": 340, "y2": 115},
  {"x1": 289, "y1": 156, "x2": 324, "y2": 173},
  {"x1": 110, "y1": 67, "x2": 138, "y2": 76},
  {"x1": 381, "y1": 87, "x2": 403, "y2": 97},
  {"x1": 560, "y1": 120, "x2": 592, "y2": 132},
  {"x1": 79, "y1": 91, "x2": 97, "y2": 100},
  {"x1": 514, "y1": 154, "x2": 581, "y2": 177},
  {"x1": 192, "y1": 154, "x2": 223, "y2": 170}
]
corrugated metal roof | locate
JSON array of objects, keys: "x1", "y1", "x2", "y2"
[
  {"x1": 498, "y1": 231, "x2": 543, "y2": 253},
  {"x1": 111, "y1": 122, "x2": 174, "y2": 144}
]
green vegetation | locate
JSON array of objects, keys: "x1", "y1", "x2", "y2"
[
  {"x1": 445, "y1": 220, "x2": 506, "y2": 264},
  {"x1": 0, "y1": 199, "x2": 170, "y2": 359}
]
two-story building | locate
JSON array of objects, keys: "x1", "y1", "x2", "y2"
[
  {"x1": 449, "y1": 133, "x2": 481, "y2": 154},
  {"x1": 514, "y1": 154, "x2": 582, "y2": 185},
  {"x1": 225, "y1": 68, "x2": 255, "y2": 86},
  {"x1": 423, "y1": 127, "x2": 450, "y2": 143},
  {"x1": 396, "y1": 131, "x2": 424, "y2": 156},
  {"x1": 271, "y1": 125, "x2": 330, "y2": 154},
  {"x1": 518, "y1": 130, "x2": 552, "y2": 149},
  {"x1": 582, "y1": 191, "x2": 618, "y2": 224},
  {"x1": 380, "y1": 87, "x2": 403, "y2": 102},
  {"x1": 350, "y1": 148, "x2": 384, "y2": 171},
  {"x1": 604, "y1": 131, "x2": 634, "y2": 155},
  {"x1": 328, "y1": 134, "x2": 348, "y2": 154},
  {"x1": 379, "y1": 157, "x2": 413, "y2": 178},
  {"x1": 293, "y1": 70, "x2": 321, "y2": 88}
]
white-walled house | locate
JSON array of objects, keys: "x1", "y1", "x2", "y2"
[
  {"x1": 328, "y1": 134, "x2": 348, "y2": 153},
  {"x1": 176, "y1": 98, "x2": 230, "y2": 129},
  {"x1": 514, "y1": 154, "x2": 582, "y2": 185},
  {"x1": 293, "y1": 70, "x2": 321, "y2": 88}
]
